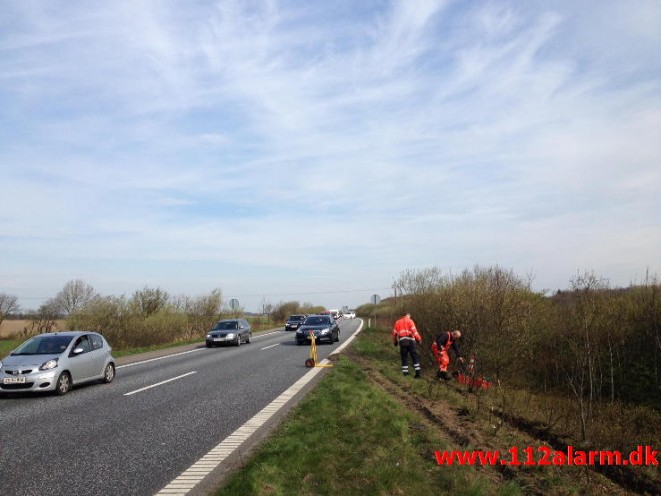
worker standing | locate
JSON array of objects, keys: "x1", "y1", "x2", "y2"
[
  {"x1": 392, "y1": 312, "x2": 422, "y2": 378},
  {"x1": 432, "y1": 330, "x2": 464, "y2": 380}
]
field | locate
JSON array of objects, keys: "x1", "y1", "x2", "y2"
[{"x1": 0, "y1": 319, "x2": 65, "y2": 338}]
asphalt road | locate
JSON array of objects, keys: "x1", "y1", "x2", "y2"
[{"x1": 0, "y1": 319, "x2": 362, "y2": 496}]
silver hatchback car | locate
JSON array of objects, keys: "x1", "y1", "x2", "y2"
[{"x1": 0, "y1": 331, "x2": 116, "y2": 395}]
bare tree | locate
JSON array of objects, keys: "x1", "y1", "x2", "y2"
[
  {"x1": 52, "y1": 280, "x2": 97, "y2": 316},
  {"x1": 131, "y1": 287, "x2": 170, "y2": 317},
  {"x1": 0, "y1": 293, "x2": 20, "y2": 328},
  {"x1": 260, "y1": 296, "x2": 273, "y2": 322}
]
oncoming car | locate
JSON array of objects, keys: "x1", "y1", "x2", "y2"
[
  {"x1": 295, "y1": 315, "x2": 340, "y2": 345},
  {"x1": 0, "y1": 331, "x2": 116, "y2": 395},
  {"x1": 206, "y1": 319, "x2": 252, "y2": 347},
  {"x1": 285, "y1": 314, "x2": 307, "y2": 331}
]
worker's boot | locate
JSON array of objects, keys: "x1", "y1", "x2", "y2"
[
  {"x1": 442, "y1": 371, "x2": 452, "y2": 381},
  {"x1": 414, "y1": 370, "x2": 421, "y2": 379}
]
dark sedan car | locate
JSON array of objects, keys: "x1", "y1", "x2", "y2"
[
  {"x1": 206, "y1": 319, "x2": 252, "y2": 347},
  {"x1": 295, "y1": 315, "x2": 340, "y2": 345},
  {"x1": 285, "y1": 314, "x2": 307, "y2": 331}
]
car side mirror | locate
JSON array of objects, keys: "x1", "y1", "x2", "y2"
[{"x1": 72, "y1": 347, "x2": 84, "y2": 355}]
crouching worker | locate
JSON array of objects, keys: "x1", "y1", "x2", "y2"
[
  {"x1": 392, "y1": 312, "x2": 422, "y2": 378},
  {"x1": 432, "y1": 329, "x2": 464, "y2": 380}
]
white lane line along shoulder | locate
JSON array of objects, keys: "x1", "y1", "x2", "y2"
[
  {"x1": 124, "y1": 371, "x2": 197, "y2": 396},
  {"x1": 260, "y1": 344, "x2": 280, "y2": 350}
]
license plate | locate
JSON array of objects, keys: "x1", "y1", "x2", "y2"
[
  {"x1": 213, "y1": 338, "x2": 223, "y2": 342},
  {"x1": 3, "y1": 377, "x2": 26, "y2": 384}
]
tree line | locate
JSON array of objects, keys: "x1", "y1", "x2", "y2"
[{"x1": 0, "y1": 281, "x2": 328, "y2": 348}]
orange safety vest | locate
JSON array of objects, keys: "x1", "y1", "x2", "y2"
[{"x1": 392, "y1": 316, "x2": 421, "y2": 343}]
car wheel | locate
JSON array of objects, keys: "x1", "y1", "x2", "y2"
[
  {"x1": 246, "y1": 332, "x2": 251, "y2": 344},
  {"x1": 236, "y1": 334, "x2": 241, "y2": 346},
  {"x1": 335, "y1": 331, "x2": 340, "y2": 342},
  {"x1": 55, "y1": 372, "x2": 72, "y2": 395},
  {"x1": 206, "y1": 342, "x2": 212, "y2": 348},
  {"x1": 103, "y1": 363, "x2": 115, "y2": 383}
]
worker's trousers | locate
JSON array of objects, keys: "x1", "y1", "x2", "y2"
[
  {"x1": 399, "y1": 340, "x2": 421, "y2": 376},
  {"x1": 431, "y1": 342, "x2": 450, "y2": 372}
]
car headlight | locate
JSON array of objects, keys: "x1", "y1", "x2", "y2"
[
  {"x1": 321, "y1": 328, "x2": 331, "y2": 334},
  {"x1": 226, "y1": 333, "x2": 235, "y2": 339},
  {"x1": 0, "y1": 361, "x2": 3, "y2": 370},
  {"x1": 39, "y1": 358, "x2": 59, "y2": 371},
  {"x1": 206, "y1": 333, "x2": 212, "y2": 338}
]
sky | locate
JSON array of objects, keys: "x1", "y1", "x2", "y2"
[{"x1": 1, "y1": 0, "x2": 660, "y2": 313}]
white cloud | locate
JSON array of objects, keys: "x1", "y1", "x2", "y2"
[{"x1": 1, "y1": 0, "x2": 659, "y2": 311}]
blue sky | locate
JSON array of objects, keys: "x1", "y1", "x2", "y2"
[{"x1": 1, "y1": 0, "x2": 660, "y2": 312}]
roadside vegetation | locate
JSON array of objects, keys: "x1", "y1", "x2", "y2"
[
  {"x1": 218, "y1": 351, "x2": 500, "y2": 496},
  {"x1": 0, "y1": 284, "x2": 291, "y2": 351},
  {"x1": 217, "y1": 324, "x2": 659, "y2": 495}
]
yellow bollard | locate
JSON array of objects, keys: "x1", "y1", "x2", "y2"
[{"x1": 305, "y1": 330, "x2": 333, "y2": 368}]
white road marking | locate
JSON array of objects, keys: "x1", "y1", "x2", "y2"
[
  {"x1": 155, "y1": 320, "x2": 364, "y2": 495},
  {"x1": 260, "y1": 344, "x2": 280, "y2": 350},
  {"x1": 124, "y1": 371, "x2": 197, "y2": 396}
]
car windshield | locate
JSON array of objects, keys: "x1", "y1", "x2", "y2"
[
  {"x1": 289, "y1": 316, "x2": 305, "y2": 322},
  {"x1": 304, "y1": 316, "x2": 330, "y2": 326},
  {"x1": 11, "y1": 335, "x2": 73, "y2": 355},
  {"x1": 213, "y1": 321, "x2": 238, "y2": 330}
]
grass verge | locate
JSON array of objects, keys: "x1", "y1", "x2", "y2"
[
  {"x1": 217, "y1": 354, "x2": 498, "y2": 496},
  {"x1": 215, "y1": 326, "x2": 657, "y2": 495},
  {"x1": 0, "y1": 339, "x2": 21, "y2": 357}
]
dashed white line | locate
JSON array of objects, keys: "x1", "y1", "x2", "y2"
[
  {"x1": 260, "y1": 344, "x2": 280, "y2": 350},
  {"x1": 124, "y1": 371, "x2": 197, "y2": 396}
]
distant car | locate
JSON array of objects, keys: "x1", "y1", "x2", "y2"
[
  {"x1": 206, "y1": 319, "x2": 252, "y2": 347},
  {"x1": 295, "y1": 315, "x2": 340, "y2": 345},
  {"x1": 285, "y1": 314, "x2": 307, "y2": 331},
  {"x1": 343, "y1": 310, "x2": 356, "y2": 319},
  {"x1": 0, "y1": 331, "x2": 116, "y2": 395}
]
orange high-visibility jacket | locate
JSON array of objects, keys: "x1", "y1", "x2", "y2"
[{"x1": 392, "y1": 316, "x2": 421, "y2": 344}]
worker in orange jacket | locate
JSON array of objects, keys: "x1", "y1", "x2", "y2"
[
  {"x1": 392, "y1": 312, "x2": 422, "y2": 378},
  {"x1": 432, "y1": 329, "x2": 464, "y2": 380}
]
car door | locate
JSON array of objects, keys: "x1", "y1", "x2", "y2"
[
  {"x1": 239, "y1": 319, "x2": 249, "y2": 342},
  {"x1": 88, "y1": 334, "x2": 107, "y2": 378},
  {"x1": 69, "y1": 335, "x2": 95, "y2": 382}
]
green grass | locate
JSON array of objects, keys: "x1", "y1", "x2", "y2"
[
  {"x1": 110, "y1": 338, "x2": 204, "y2": 358},
  {"x1": 217, "y1": 355, "x2": 495, "y2": 496},
  {"x1": 0, "y1": 339, "x2": 21, "y2": 357}
]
